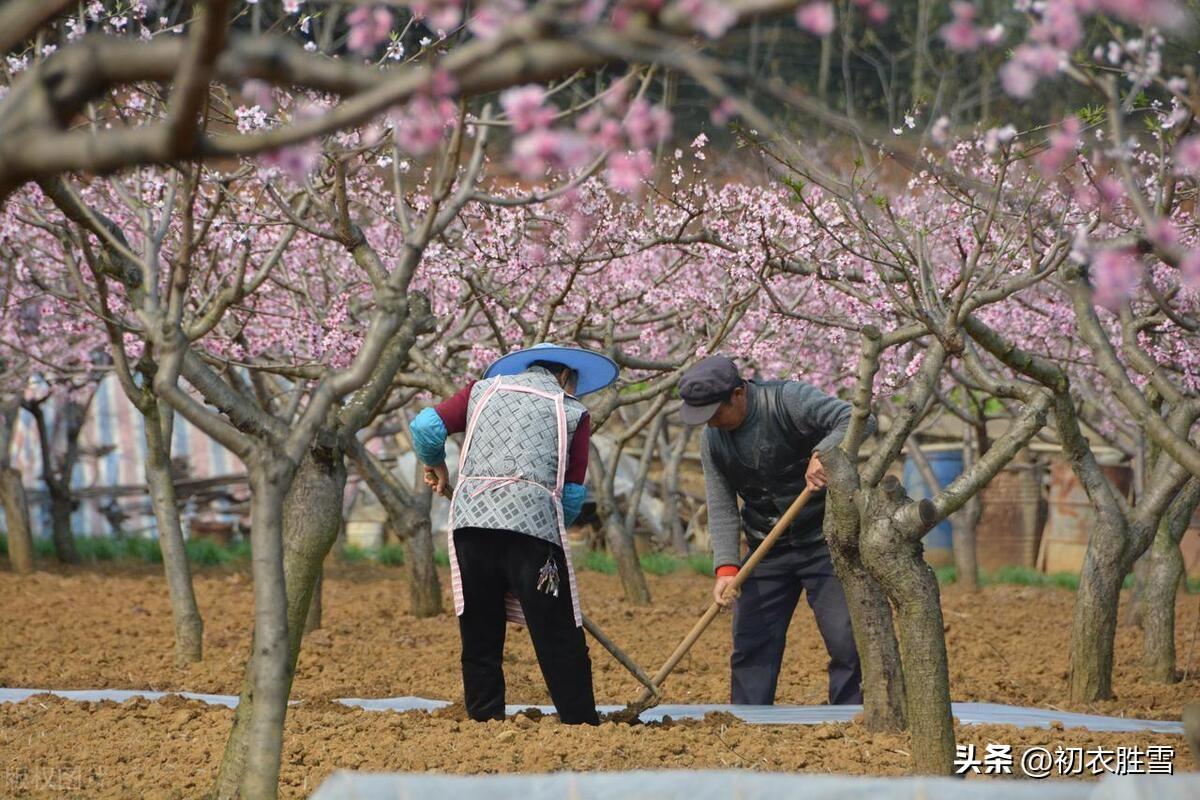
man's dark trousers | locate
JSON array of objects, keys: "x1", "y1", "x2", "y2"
[
  {"x1": 453, "y1": 527, "x2": 600, "y2": 724},
  {"x1": 730, "y1": 541, "x2": 863, "y2": 705}
]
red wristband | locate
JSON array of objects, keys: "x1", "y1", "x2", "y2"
[{"x1": 716, "y1": 565, "x2": 739, "y2": 578}]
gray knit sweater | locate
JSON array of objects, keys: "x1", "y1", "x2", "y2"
[{"x1": 700, "y1": 381, "x2": 872, "y2": 571}]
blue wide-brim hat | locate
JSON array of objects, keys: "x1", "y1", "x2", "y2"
[{"x1": 484, "y1": 343, "x2": 619, "y2": 396}]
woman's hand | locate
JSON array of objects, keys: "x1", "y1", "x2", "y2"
[{"x1": 423, "y1": 463, "x2": 452, "y2": 498}]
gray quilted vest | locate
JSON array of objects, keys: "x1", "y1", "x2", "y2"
[
  {"x1": 706, "y1": 381, "x2": 827, "y2": 550},
  {"x1": 451, "y1": 367, "x2": 586, "y2": 544}
]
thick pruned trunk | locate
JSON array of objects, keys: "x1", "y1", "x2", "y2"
[
  {"x1": 861, "y1": 476, "x2": 954, "y2": 775},
  {"x1": 405, "y1": 479, "x2": 443, "y2": 618},
  {"x1": 213, "y1": 448, "x2": 346, "y2": 800},
  {"x1": 823, "y1": 447, "x2": 907, "y2": 732},
  {"x1": 0, "y1": 467, "x2": 34, "y2": 573},
  {"x1": 143, "y1": 400, "x2": 203, "y2": 663},
  {"x1": 1071, "y1": 399, "x2": 1196, "y2": 698},
  {"x1": 1141, "y1": 480, "x2": 1200, "y2": 683},
  {"x1": 1068, "y1": 515, "x2": 1128, "y2": 703},
  {"x1": 1067, "y1": 451, "x2": 1189, "y2": 701}
]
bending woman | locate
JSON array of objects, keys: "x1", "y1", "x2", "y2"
[{"x1": 410, "y1": 342, "x2": 618, "y2": 724}]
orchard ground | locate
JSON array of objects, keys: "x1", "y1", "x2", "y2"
[{"x1": 1, "y1": 560, "x2": 1197, "y2": 797}]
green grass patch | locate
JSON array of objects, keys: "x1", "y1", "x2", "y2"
[
  {"x1": 185, "y1": 537, "x2": 237, "y2": 566},
  {"x1": 580, "y1": 550, "x2": 617, "y2": 574},
  {"x1": 339, "y1": 542, "x2": 406, "y2": 567},
  {"x1": 340, "y1": 544, "x2": 371, "y2": 563},
  {"x1": 78, "y1": 536, "x2": 120, "y2": 561},
  {"x1": 377, "y1": 543, "x2": 406, "y2": 567},
  {"x1": 936, "y1": 564, "x2": 1086, "y2": 590},
  {"x1": 0, "y1": 532, "x2": 7, "y2": 558},
  {"x1": 986, "y1": 565, "x2": 1048, "y2": 587},
  {"x1": 434, "y1": 548, "x2": 451, "y2": 567},
  {"x1": 638, "y1": 552, "x2": 680, "y2": 576},
  {"x1": 124, "y1": 537, "x2": 163, "y2": 563},
  {"x1": 576, "y1": 550, "x2": 706, "y2": 576}
]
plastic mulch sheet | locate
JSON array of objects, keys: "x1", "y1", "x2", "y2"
[
  {"x1": 309, "y1": 770, "x2": 1200, "y2": 800},
  {"x1": 0, "y1": 687, "x2": 241, "y2": 708},
  {"x1": 0, "y1": 688, "x2": 1185, "y2": 735}
]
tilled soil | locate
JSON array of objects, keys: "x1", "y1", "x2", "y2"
[
  {"x1": 1, "y1": 563, "x2": 1198, "y2": 797},
  {"x1": 0, "y1": 694, "x2": 1192, "y2": 798}
]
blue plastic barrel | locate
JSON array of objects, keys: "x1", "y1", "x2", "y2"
[{"x1": 901, "y1": 449, "x2": 964, "y2": 561}]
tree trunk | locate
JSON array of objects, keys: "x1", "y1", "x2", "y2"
[
  {"x1": 1184, "y1": 702, "x2": 1200, "y2": 765},
  {"x1": 949, "y1": 504, "x2": 981, "y2": 591},
  {"x1": 28, "y1": 400, "x2": 86, "y2": 564},
  {"x1": 660, "y1": 424, "x2": 693, "y2": 555},
  {"x1": 950, "y1": 428, "x2": 981, "y2": 592},
  {"x1": 1, "y1": 467, "x2": 35, "y2": 574},
  {"x1": 817, "y1": 29, "x2": 832, "y2": 108},
  {"x1": 240, "y1": 461, "x2": 292, "y2": 800},
  {"x1": 47, "y1": 482, "x2": 79, "y2": 563},
  {"x1": 1141, "y1": 481, "x2": 1200, "y2": 683},
  {"x1": 979, "y1": 57, "x2": 993, "y2": 124},
  {"x1": 861, "y1": 477, "x2": 954, "y2": 775},
  {"x1": 213, "y1": 448, "x2": 346, "y2": 800},
  {"x1": 1127, "y1": 551, "x2": 1152, "y2": 629},
  {"x1": 590, "y1": 440, "x2": 651, "y2": 604},
  {"x1": 624, "y1": 413, "x2": 664, "y2": 537},
  {"x1": 823, "y1": 448, "x2": 907, "y2": 732},
  {"x1": 603, "y1": 512, "x2": 650, "y2": 605},
  {"x1": 306, "y1": 568, "x2": 323, "y2": 633},
  {"x1": 143, "y1": 401, "x2": 203, "y2": 663},
  {"x1": 1068, "y1": 516, "x2": 1128, "y2": 703},
  {"x1": 406, "y1": 480, "x2": 443, "y2": 618},
  {"x1": 912, "y1": 0, "x2": 931, "y2": 104}
]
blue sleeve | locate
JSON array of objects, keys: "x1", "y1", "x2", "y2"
[
  {"x1": 562, "y1": 482, "x2": 587, "y2": 526},
  {"x1": 411, "y1": 407, "x2": 448, "y2": 466}
]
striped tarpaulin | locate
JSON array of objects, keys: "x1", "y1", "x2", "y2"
[{"x1": 6, "y1": 375, "x2": 244, "y2": 538}]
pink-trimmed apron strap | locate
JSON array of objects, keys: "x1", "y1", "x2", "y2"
[
  {"x1": 448, "y1": 378, "x2": 506, "y2": 618},
  {"x1": 550, "y1": 392, "x2": 583, "y2": 628}
]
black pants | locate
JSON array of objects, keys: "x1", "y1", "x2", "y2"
[
  {"x1": 453, "y1": 527, "x2": 599, "y2": 724},
  {"x1": 731, "y1": 542, "x2": 863, "y2": 705}
]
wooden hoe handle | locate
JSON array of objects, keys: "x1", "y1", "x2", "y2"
[{"x1": 627, "y1": 486, "x2": 817, "y2": 711}]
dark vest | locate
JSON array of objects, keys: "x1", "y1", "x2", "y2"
[{"x1": 706, "y1": 381, "x2": 827, "y2": 551}]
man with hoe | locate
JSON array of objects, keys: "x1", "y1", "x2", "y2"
[{"x1": 679, "y1": 354, "x2": 870, "y2": 706}]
